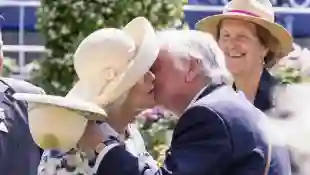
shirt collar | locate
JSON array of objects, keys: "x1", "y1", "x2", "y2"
[
  {"x1": 187, "y1": 85, "x2": 209, "y2": 108},
  {"x1": 253, "y1": 69, "x2": 278, "y2": 111},
  {"x1": 232, "y1": 69, "x2": 278, "y2": 111}
]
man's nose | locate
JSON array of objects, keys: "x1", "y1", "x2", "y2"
[{"x1": 146, "y1": 71, "x2": 155, "y2": 82}]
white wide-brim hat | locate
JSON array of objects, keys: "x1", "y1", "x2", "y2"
[
  {"x1": 13, "y1": 16, "x2": 159, "y2": 152},
  {"x1": 13, "y1": 93, "x2": 107, "y2": 152},
  {"x1": 68, "y1": 16, "x2": 159, "y2": 105},
  {"x1": 195, "y1": 0, "x2": 293, "y2": 68}
]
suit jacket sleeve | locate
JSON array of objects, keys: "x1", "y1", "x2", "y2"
[{"x1": 96, "y1": 106, "x2": 233, "y2": 175}]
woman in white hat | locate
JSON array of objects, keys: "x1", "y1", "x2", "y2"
[
  {"x1": 14, "y1": 17, "x2": 159, "y2": 174},
  {"x1": 196, "y1": 0, "x2": 293, "y2": 174}
]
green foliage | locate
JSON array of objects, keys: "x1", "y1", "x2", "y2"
[
  {"x1": 274, "y1": 67, "x2": 303, "y2": 84},
  {"x1": 32, "y1": 0, "x2": 186, "y2": 95},
  {"x1": 2, "y1": 57, "x2": 18, "y2": 77},
  {"x1": 272, "y1": 47, "x2": 310, "y2": 84},
  {"x1": 273, "y1": 65, "x2": 310, "y2": 84},
  {"x1": 138, "y1": 117, "x2": 177, "y2": 164}
]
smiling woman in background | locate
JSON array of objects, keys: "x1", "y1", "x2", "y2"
[
  {"x1": 196, "y1": 0, "x2": 293, "y2": 112},
  {"x1": 196, "y1": 0, "x2": 294, "y2": 174}
]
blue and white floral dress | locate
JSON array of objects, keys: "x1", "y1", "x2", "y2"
[{"x1": 37, "y1": 123, "x2": 156, "y2": 175}]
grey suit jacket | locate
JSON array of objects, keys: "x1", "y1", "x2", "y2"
[{"x1": 0, "y1": 78, "x2": 45, "y2": 175}]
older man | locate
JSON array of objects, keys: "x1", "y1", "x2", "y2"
[
  {"x1": 79, "y1": 30, "x2": 274, "y2": 175},
  {"x1": 0, "y1": 19, "x2": 44, "y2": 174}
]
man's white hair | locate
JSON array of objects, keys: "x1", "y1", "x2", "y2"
[{"x1": 156, "y1": 29, "x2": 233, "y2": 85}]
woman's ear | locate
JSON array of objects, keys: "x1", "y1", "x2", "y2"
[
  {"x1": 185, "y1": 58, "x2": 202, "y2": 83},
  {"x1": 261, "y1": 46, "x2": 270, "y2": 62}
]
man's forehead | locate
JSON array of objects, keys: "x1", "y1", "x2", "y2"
[
  {"x1": 158, "y1": 48, "x2": 174, "y2": 58},
  {"x1": 150, "y1": 50, "x2": 165, "y2": 70},
  {"x1": 152, "y1": 49, "x2": 174, "y2": 68},
  {"x1": 156, "y1": 49, "x2": 171, "y2": 64}
]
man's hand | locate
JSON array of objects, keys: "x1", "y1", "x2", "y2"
[{"x1": 78, "y1": 121, "x2": 105, "y2": 151}]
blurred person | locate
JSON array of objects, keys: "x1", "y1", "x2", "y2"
[
  {"x1": 78, "y1": 30, "x2": 277, "y2": 175},
  {"x1": 13, "y1": 17, "x2": 159, "y2": 175},
  {"x1": 0, "y1": 16, "x2": 45, "y2": 174},
  {"x1": 266, "y1": 83, "x2": 310, "y2": 175},
  {"x1": 196, "y1": 0, "x2": 294, "y2": 174}
]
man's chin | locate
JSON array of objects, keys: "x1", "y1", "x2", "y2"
[
  {"x1": 153, "y1": 105, "x2": 176, "y2": 116},
  {"x1": 153, "y1": 98, "x2": 177, "y2": 114},
  {"x1": 154, "y1": 97, "x2": 166, "y2": 106}
]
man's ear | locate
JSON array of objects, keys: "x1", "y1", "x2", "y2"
[{"x1": 185, "y1": 58, "x2": 202, "y2": 83}]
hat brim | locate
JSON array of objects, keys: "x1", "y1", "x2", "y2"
[
  {"x1": 196, "y1": 13, "x2": 293, "y2": 67},
  {"x1": 12, "y1": 93, "x2": 97, "y2": 151},
  {"x1": 69, "y1": 17, "x2": 159, "y2": 105},
  {"x1": 13, "y1": 93, "x2": 107, "y2": 120}
]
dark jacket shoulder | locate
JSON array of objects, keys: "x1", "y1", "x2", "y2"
[{"x1": 190, "y1": 85, "x2": 268, "y2": 174}]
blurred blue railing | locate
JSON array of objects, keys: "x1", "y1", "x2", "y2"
[
  {"x1": 2, "y1": 0, "x2": 310, "y2": 35},
  {"x1": 1, "y1": 0, "x2": 310, "y2": 73},
  {"x1": 184, "y1": 0, "x2": 310, "y2": 38},
  {"x1": 0, "y1": 0, "x2": 44, "y2": 74}
]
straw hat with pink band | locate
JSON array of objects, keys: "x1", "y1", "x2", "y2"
[
  {"x1": 195, "y1": 0, "x2": 293, "y2": 68},
  {"x1": 12, "y1": 17, "x2": 159, "y2": 152}
]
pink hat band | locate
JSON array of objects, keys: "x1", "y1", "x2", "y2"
[{"x1": 227, "y1": 10, "x2": 260, "y2": 17}]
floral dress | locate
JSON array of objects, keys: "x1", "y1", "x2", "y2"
[{"x1": 37, "y1": 123, "x2": 155, "y2": 175}]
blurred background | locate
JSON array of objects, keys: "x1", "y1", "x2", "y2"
[
  {"x1": 1, "y1": 0, "x2": 310, "y2": 167},
  {"x1": 1, "y1": 0, "x2": 310, "y2": 80}
]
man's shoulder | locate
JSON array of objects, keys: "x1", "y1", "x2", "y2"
[
  {"x1": 0, "y1": 78, "x2": 45, "y2": 130},
  {"x1": 1, "y1": 77, "x2": 45, "y2": 94},
  {"x1": 191, "y1": 86, "x2": 268, "y2": 141},
  {"x1": 195, "y1": 86, "x2": 262, "y2": 118},
  {"x1": 175, "y1": 105, "x2": 227, "y2": 139},
  {"x1": 182, "y1": 86, "x2": 250, "y2": 125}
]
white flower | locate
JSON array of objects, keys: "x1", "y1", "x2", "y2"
[
  {"x1": 298, "y1": 49, "x2": 310, "y2": 76},
  {"x1": 61, "y1": 26, "x2": 70, "y2": 35},
  {"x1": 48, "y1": 30, "x2": 58, "y2": 40}
]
